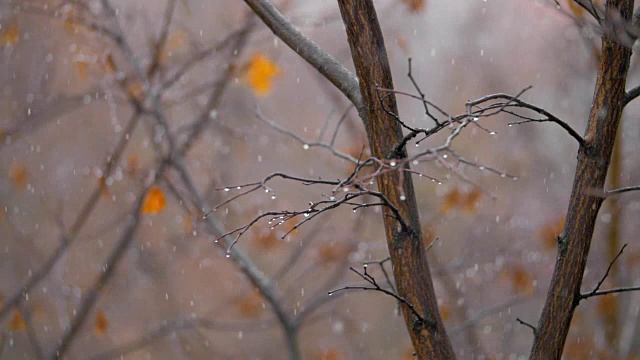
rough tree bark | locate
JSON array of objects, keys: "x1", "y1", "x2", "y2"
[
  {"x1": 336, "y1": 1, "x2": 455, "y2": 358},
  {"x1": 530, "y1": 0, "x2": 633, "y2": 358}
]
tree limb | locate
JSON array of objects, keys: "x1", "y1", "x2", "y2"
[{"x1": 242, "y1": 0, "x2": 362, "y2": 110}]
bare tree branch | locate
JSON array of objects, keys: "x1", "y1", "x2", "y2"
[
  {"x1": 606, "y1": 185, "x2": 640, "y2": 196},
  {"x1": 242, "y1": 0, "x2": 362, "y2": 110}
]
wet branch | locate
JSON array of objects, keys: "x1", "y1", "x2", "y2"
[{"x1": 327, "y1": 266, "x2": 432, "y2": 328}]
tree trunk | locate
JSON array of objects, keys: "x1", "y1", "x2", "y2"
[
  {"x1": 530, "y1": 0, "x2": 633, "y2": 358},
  {"x1": 336, "y1": 1, "x2": 455, "y2": 358}
]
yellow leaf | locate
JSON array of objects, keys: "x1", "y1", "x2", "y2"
[
  {"x1": 1, "y1": 21, "x2": 19, "y2": 46},
  {"x1": 142, "y1": 186, "x2": 167, "y2": 214},
  {"x1": 9, "y1": 163, "x2": 28, "y2": 190},
  {"x1": 244, "y1": 54, "x2": 281, "y2": 96},
  {"x1": 9, "y1": 310, "x2": 26, "y2": 331},
  {"x1": 94, "y1": 310, "x2": 109, "y2": 335}
]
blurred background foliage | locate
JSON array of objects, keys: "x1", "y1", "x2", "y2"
[{"x1": 1, "y1": 0, "x2": 640, "y2": 358}]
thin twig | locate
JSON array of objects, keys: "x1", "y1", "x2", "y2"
[{"x1": 516, "y1": 318, "x2": 537, "y2": 335}]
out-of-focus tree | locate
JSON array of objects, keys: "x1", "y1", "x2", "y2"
[{"x1": 2, "y1": 0, "x2": 640, "y2": 359}]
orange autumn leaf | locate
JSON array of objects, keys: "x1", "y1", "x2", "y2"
[
  {"x1": 314, "y1": 348, "x2": 343, "y2": 360},
  {"x1": 317, "y1": 244, "x2": 343, "y2": 264},
  {"x1": 64, "y1": 18, "x2": 81, "y2": 34},
  {"x1": 500, "y1": 264, "x2": 534, "y2": 295},
  {"x1": 98, "y1": 176, "x2": 111, "y2": 198},
  {"x1": 9, "y1": 163, "x2": 28, "y2": 190},
  {"x1": 563, "y1": 336, "x2": 606, "y2": 360},
  {"x1": 440, "y1": 188, "x2": 483, "y2": 215},
  {"x1": 235, "y1": 290, "x2": 264, "y2": 317},
  {"x1": 244, "y1": 53, "x2": 281, "y2": 96},
  {"x1": 101, "y1": 53, "x2": 118, "y2": 73},
  {"x1": 400, "y1": 0, "x2": 426, "y2": 13},
  {"x1": 440, "y1": 188, "x2": 462, "y2": 215},
  {"x1": 596, "y1": 294, "x2": 618, "y2": 320},
  {"x1": 126, "y1": 81, "x2": 146, "y2": 101},
  {"x1": 94, "y1": 310, "x2": 109, "y2": 335},
  {"x1": 461, "y1": 188, "x2": 482, "y2": 213},
  {"x1": 1, "y1": 21, "x2": 19, "y2": 46},
  {"x1": 126, "y1": 154, "x2": 139, "y2": 176},
  {"x1": 253, "y1": 230, "x2": 281, "y2": 250},
  {"x1": 75, "y1": 60, "x2": 89, "y2": 79},
  {"x1": 9, "y1": 310, "x2": 26, "y2": 331},
  {"x1": 396, "y1": 34, "x2": 410, "y2": 54},
  {"x1": 440, "y1": 304, "x2": 452, "y2": 321},
  {"x1": 182, "y1": 215, "x2": 194, "y2": 233},
  {"x1": 566, "y1": 0, "x2": 585, "y2": 20},
  {"x1": 142, "y1": 186, "x2": 167, "y2": 214},
  {"x1": 538, "y1": 216, "x2": 565, "y2": 251},
  {"x1": 159, "y1": 29, "x2": 188, "y2": 64}
]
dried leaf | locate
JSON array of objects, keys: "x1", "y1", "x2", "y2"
[
  {"x1": 314, "y1": 348, "x2": 343, "y2": 360},
  {"x1": 317, "y1": 244, "x2": 342, "y2": 264},
  {"x1": 596, "y1": 294, "x2": 618, "y2": 320},
  {"x1": 98, "y1": 176, "x2": 111, "y2": 198},
  {"x1": 400, "y1": 0, "x2": 426, "y2": 13},
  {"x1": 64, "y1": 19, "x2": 80, "y2": 34},
  {"x1": 126, "y1": 154, "x2": 139, "y2": 176},
  {"x1": 8, "y1": 310, "x2": 26, "y2": 331},
  {"x1": 566, "y1": 0, "x2": 585, "y2": 20},
  {"x1": 500, "y1": 264, "x2": 534, "y2": 295},
  {"x1": 142, "y1": 186, "x2": 167, "y2": 214},
  {"x1": 126, "y1": 81, "x2": 146, "y2": 101},
  {"x1": 94, "y1": 310, "x2": 109, "y2": 335},
  {"x1": 101, "y1": 53, "x2": 118, "y2": 73},
  {"x1": 235, "y1": 291, "x2": 264, "y2": 317},
  {"x1": 160, "y1": 29, "x2": 188, "y2": 64},
  {"x1": 253, "y1": 230, "x2": 280, "y2": 250},
  {"x1": 396, "y1": 34, "x2": 410, "y2": 54},
  {"x1": 244, "y1": 53, "x2": 281, "y2": 96},
  {"x1": 461, "y1": 189, "x2": 482, "y2": 214},
  {"x1": 538, "y1": 216, "x2": 565, "y2": 251},
  {"x1": 9, "y1": 163, "x2": 28, "y2": 190},
  {"x1": 75, "y1": 60, "x2": 89, "y2": 79},
  {"x1": 440, "y1": 304, "x2": 451, "y2": 321},
  {"x1": 440, "y1": 188, "x2": 461, "y2": 215},
  {"x1": 1, "y1": 21, "x2": 20, "y2": 46}
]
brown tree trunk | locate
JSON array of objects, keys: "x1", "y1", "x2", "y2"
[
  {"x1": 336, "y1": 1, "x2": 455, "y2": 358},
  {"x1": 530, "y1": 0, "x2": 633, "y2": 358}
]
